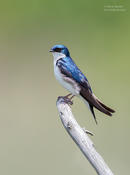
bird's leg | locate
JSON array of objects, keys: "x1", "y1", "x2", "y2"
[
  {"x1": 69, "y1": 95, "x2": 75, "y2": 100},
  {"x1": 64, "y1": 93, "x2": 72, "y2": 98},
  {"x1": 63, "y1": 93, "x2": 75, "y2": 106},
  {"x1": 67, "y1": 95, "x2": 75, "y2": 105}
]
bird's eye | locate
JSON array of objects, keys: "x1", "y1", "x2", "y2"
[{"x1": 54, "y1": 48, "x2": 62, "y2": 52}]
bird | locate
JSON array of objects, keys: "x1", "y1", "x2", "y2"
[{"x1": 50, "y1": 44, "x2": 115, "y2": 123}]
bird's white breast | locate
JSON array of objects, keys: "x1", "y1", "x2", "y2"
[{"x1": 53, "y1": 56, "x2": 80, "y2": 95}]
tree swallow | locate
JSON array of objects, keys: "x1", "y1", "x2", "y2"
[{"x1": 50, "y1": 44, "x2": 115, "y2": 123}]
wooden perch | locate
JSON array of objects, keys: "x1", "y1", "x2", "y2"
[{"x1": 56, "y1": 96, "x2": 114, "y2": 175}]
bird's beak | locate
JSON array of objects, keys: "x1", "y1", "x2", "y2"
[{"x1": 49, "y1": 49, "x2": 53, "y2": 52}]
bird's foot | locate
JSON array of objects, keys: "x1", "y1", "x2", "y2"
[
  {"x1": 63, "y1": 94, "x2": 75, "y2": 106},
  {"x1": 63, "y1": 96, "x2": 73, "y2": 105},
  {"x1": 57, "y1": 94, "x2": 75, "y2": 105},
  {"x1": 57, "y1": 94, "x2": 75, "y2": 106}
]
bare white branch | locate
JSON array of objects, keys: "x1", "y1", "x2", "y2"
[{"x1": 56, "y1": 97, "x2": 114, "y2": 175}]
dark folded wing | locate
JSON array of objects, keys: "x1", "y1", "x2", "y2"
[
  {"x1": 80, "y1": 86, "x2": 112, "y2": 116},
  {"x1": 57, "y1": 57, "x2": 114, "y2": 116},
  {"x1": 57, "y1": 57, "x2": 92, "y2": 92}
]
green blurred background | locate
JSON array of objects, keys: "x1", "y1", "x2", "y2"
[{"x1": 0, "y1": 0, "x2": 130, "y2": 174}]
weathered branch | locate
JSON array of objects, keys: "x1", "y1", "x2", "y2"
[{"x1": 56, "y1": 96, "x2": 114, "y2": 175}]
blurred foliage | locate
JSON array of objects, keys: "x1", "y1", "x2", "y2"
[{"x1": 0, "y1": 0, "x2": 130, "y2": 175}]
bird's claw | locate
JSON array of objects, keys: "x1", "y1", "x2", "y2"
[
  {"x1": 63, "y1": 96, "x2": 73, "y2": 105},
  {"x1": 57, "y1": 96, "x2": 73, "y2": 105}
]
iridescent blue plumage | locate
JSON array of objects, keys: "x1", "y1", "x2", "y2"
[
  {"x1": 57, "y1": 56, "x2": 92, "y2": 92},
  {"x1": 51, "y1": 45, "x2": 70, "y2": 56},
  {"x1": 50, "y1": 44, "x2": 115, "y2": 123}
]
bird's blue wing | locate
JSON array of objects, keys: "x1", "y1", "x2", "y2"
[
  {"x1": 57, "y1": 57, "x2": 92, "y2": 92},
  {"x1": 57, "y1": 57, "x2": 114, "y2": 119}
]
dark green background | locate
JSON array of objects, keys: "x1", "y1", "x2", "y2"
[{"x1": 0, "y1": 0, "x2": 129, "y2": 174}]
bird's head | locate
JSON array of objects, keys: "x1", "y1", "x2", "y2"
[{"x1": 50, "y1": 45, "x2": 70, "y2": 59}]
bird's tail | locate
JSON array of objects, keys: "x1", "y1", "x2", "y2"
[
  {"x1": 80, "y1": 93, "x2": 115, "y2": 124},
  {"x1": 93, "y1": 94, "x2": 115, "y2": 113},
  {"x1": 89, "y1": 104, "x2": 97, "y2": 124}
]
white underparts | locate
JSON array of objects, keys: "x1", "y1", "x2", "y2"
[{"x1": 52, "y1": 52, "x2": 80, "y2": 95}]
